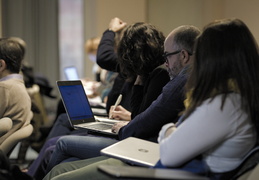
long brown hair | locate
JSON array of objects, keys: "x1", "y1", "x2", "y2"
[{"x1": 183, "y1": 19, "x2": 259, "y2": 134}]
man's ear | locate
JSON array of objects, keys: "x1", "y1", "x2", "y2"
[
  {"x1": 181, "y1": 50, "x2": 190, "y2": 65},
  {"x1": 0, "y1": 59, "x2": 7, "y2": 72}
]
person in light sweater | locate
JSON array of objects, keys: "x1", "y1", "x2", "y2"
[
  {"x1": 0, "y1": 37, "x2": 33, "y2": 145},
  {"x1": 158, "y1": 18, "x2": 259, "y2": 179}
]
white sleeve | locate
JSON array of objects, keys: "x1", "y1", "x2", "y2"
[{"x1": 159, "y1": 96, "x2": 237, "y2": 167}]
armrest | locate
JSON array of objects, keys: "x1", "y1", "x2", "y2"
[{"x1": 98, "y1": 165, "x2": 209, "y2": 180}]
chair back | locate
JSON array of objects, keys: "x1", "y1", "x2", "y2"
[
  {"x1": 0, "y1": 124, "x2": 33, "y2": 156},
  {"x1": 231, "y1": 145, "x2": 259, "y2": 179},
  {"x1": 209, "y1": 146, "x2": 259, "y2": 179},
  {"x1": 246, "y1": 163, "x2": 259, "y2": 180}
]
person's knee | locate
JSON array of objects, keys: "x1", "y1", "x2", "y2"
[
  {"x1": 45, "y1": 137, "x2": 59, "y2": 149},
  {"x1": 56, "y1": 136, "x2": 69, "y2": 151}
]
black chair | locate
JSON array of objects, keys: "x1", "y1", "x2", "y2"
[
  {"x1": 209, "y1": 145, "x2": 259, "y2": 179},
  {"x1": 230, "y1": 145, "x2": 259, "y2": 179}
]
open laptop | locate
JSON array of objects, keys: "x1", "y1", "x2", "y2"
[
  {"x1": 101, "y1": 137, "x2": 160, "y2": 167},
  {"x1": 57, "y1": 80, "x2": 122, "y2": 136},
  {"x1": 64, "y1": 66, "x2": 79, "y2": 80}
]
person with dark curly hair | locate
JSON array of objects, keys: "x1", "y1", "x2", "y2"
[{"x1": 109, "y1": 22, "x2": 170, "y2": 121}]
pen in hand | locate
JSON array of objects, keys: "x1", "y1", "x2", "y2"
[{"x1": 109, "y1": 94, "x2": 122, "y2": 119}]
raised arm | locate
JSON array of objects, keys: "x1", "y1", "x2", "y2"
[{"x1": 97, "y1": 17, "x2": 127, "y2": 72}]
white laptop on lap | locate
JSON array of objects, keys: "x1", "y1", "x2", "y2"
[
  {"x1": 57, "y1": 80, "x2": 123, "y2": 136},
  {"x1": 101, "y1": 137, "x2": 160, "y2": 167},
  {"x1": 100, "y1": 137, "x2": 209, "y2": 180}
]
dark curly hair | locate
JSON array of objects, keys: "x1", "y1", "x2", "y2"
[
  {"x1": 0, "y1": 38, "x2": 25, "y2": 73},
  {"x1": 117, "y1": 22, "x2": 165, "y2": 79}
]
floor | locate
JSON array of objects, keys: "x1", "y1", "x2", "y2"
[{"x1": 9, "y1": 142, "x2": 39, "y2": 169}]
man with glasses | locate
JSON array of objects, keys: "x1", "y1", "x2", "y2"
[
  {"x1": 163, "y1": 49, "x2": 193, "y2": 80},
  {"x1": 112, "y1": 25, "x2": 200, "y2": 141}
]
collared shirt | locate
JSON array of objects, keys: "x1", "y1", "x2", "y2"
[{"x1": 0, "y1": 73, "x2": 23, "y2": 82}]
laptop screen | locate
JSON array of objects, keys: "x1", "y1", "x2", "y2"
[
  {"x1": 64, "y1": 66, "x2": 79, "y2": 80},
  {"x1": 58, "y1": 82, "x2": 93, "y2": 121}
]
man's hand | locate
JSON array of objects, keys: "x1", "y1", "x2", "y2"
[
  {"x1": 109, "y1": 17, "x2": 127, "y2": 32},
  {"x1": 112, "y1": 121, "x2": 129, "y2": 134},
  {"x1": 109, "y1": 105, "x2": 131, "y2": 121}
]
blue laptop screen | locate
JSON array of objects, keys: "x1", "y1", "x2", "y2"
[{"x1": 58, "y1": 84, "x2": 93, "y2": 121}]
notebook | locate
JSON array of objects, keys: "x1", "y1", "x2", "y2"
[
  {"x1": 57, "y1": 80, "x2": 122, "y2": 136},
  {"x1": 92, "y1": 107, "x2": 108, "y2": 117},
  {"x1": 101, "y1": 137, "x2": 160, "y2": 167},
  {"x1": 98, "y1": 165, "x2": 209, "y2": 180},
  {"x1": 64, "y1": 66, "x2": 79, "y2": 80}
]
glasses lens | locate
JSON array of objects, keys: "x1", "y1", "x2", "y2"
[{"x1": 163, "y1": 53, "x2": 168, "y2": 63}]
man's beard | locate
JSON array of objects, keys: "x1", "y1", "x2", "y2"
[{"x1": 167, "y1": 61, "x2": 183, "y2": 80}]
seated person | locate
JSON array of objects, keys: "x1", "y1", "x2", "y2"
[
  {"x1": 83, "y1": 37, "x2": 118, "y2": 104},
  {"x1": 96, "y1": 17, "x2": 134, "y2": 113},
  {"x1": 44, "y1": 18, "x2": 259, "y2": 180},
  {"x1": 42, "y1": 23, "x2": 199, "y2": 178},
  {"x1": 0, "y1": 37, "x2": 33, "y2": 147},
  {"x1": 84, "y1": 37, "x2": 102, "y2": 82}
]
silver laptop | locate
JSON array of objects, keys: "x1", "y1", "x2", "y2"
[
  {"x1": 57, "y1": 80, "x2": 121, "y2": 136},
  {"x1": 64, "y1": 66, "x2": 79, "y2": 80},
  {"x1": 101, "y1": 137, "x2": 160, "y2": 167}
]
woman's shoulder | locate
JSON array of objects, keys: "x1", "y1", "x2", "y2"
[
  {"x1": 199, "y1": 93, "x2": 246, "y2": 125},
  {"x1": 199, "y1": 93, "x2": 242, "y2": 112},
  {"x1": 206, "y1": 93, "x2": 241, "y2": 107}
]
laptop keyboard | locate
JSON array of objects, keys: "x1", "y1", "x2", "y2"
[{"x1": 86, "y1": 123, "x2": 113, "y2": 130}]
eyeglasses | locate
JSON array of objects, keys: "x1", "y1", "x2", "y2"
[
  {"x1": 163, "y1": 50, "x2": 181, "y2": 62},
  {"x1": 163, "y1": 50, "x2": 192, "y2": 63}
]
